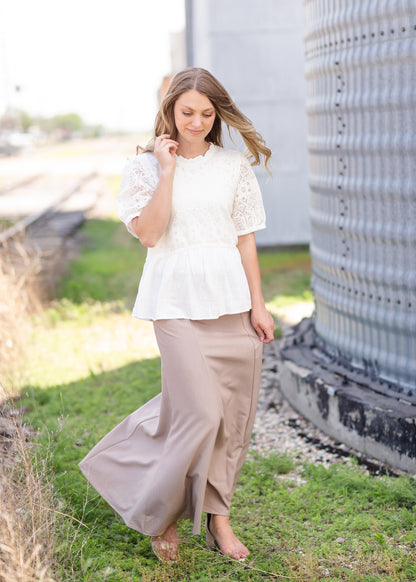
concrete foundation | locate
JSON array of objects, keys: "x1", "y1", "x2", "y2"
[{"x1": 279, "y1": 318, "x2": 416, "y2": 474}]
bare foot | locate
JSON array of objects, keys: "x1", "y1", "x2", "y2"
[
  {"x1": 209, "y1": 515, "x2": 249, "y2": 560},
  {"x1": 151, "y1": 522, "x2": 179, "y2": 563}
]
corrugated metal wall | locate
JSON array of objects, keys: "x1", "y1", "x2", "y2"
[
  {"x1": 305, "y1": 0, "x2": 416, "y2": 391},
  {"x1": 186, "y1": 0, "x2": 310, "y2": 246}
]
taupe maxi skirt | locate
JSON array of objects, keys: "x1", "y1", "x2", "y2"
[{"x1": 79, "y1": 312, "x2": 263, "y2": 536}]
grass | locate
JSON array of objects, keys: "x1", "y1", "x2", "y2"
[
  {"x1": 258, "y1": 247, "x2": 313, "y2": 308},
  {"x1": 12, "y1": 215, "x2": 416, "y2": 581},
  {"x1": 57, "y1": 218, "x2": 147, "y2": 306},
  {"x1": 0, "y1": 420, "x2": 57, "y2": 582},
  {"x1": 0, "y1": 217, "x2": 15, "y2": 231},
  {"x1": 0, "y1": 242, "x2": 41, "y2": 391}
]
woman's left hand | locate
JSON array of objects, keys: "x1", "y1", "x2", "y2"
[{"x1": 251, "y1": 305, "x2": 275, "y2": 343}]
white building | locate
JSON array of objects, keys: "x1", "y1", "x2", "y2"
[{"x1": 185, "y1": 0, "x2": 310, "y2": 246}]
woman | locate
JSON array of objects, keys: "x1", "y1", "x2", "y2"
[{"x1": 79, "y1": 67, "x2": 274, "y2": 563}]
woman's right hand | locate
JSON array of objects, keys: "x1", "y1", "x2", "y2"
[
  {"x1": 132, "y1": 135, "x2": 177, "y2": 247},
  {"x1": 154, "y1": 134, "x2": 179, "y2": 172}
]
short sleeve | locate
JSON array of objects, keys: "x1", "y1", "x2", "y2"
[
  {"x1": 231, "y1": 155, "x2": 266, "y2": 236},
  {"x1": 116, "y1": 154, "x2": 159, "y2": 238}
]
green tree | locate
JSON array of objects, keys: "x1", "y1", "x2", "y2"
[{"x1": 49, "y1": 113, "x2": 84, "y2": 133}]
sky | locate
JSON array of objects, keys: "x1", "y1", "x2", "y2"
[{"x1": 0, "y1": 0, "x2": 185, "y2": 131}]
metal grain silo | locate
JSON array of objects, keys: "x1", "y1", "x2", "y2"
[{"x1": 280, "y1": 0, "x2": 416, "y2": 471}]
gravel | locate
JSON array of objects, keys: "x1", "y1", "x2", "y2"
[{"x1": 249, "y1": 338, "x2": 401, "y2": 476}]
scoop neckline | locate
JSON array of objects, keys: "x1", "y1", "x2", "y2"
[{"x1": 175, "y1": 143, "x2": 215, "y2": 161}]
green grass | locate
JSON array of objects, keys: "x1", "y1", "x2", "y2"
[
  {"x1": 258, "y1": 247, "x2": 313, "y2": 310},
  {"x1": 0, "y1": 217, "x2": 15, "y2": 231},
  {"x1": 57, "y1": 218, "x2": 146, "y2": 306},
  {"x1": 19, "y1": 218, "x2": 416, "y2": 581}
]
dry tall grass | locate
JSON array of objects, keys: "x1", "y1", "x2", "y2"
[
  {"x1": 0, "y1": 417, "x2": 57, "y2": 582},
  {"x1": 0, "y1": 239, "x2": 41, "y2": 391},
  {"x1": 0, "y1": 240, "x2": 57, "y2": 581}
]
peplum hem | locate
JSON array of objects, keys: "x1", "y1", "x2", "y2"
[{"x1": 132, "y1": 246, "x2": 252, "y2": 321}]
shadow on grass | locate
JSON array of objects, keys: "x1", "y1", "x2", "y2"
[
  {"x1": 23, "y1": 357, "x2": 160, "y2": 512},
  {"x1": 20, "y1": 355, "x2": 416, "y2": 582},
  {"x1": 21, "y1": 355, "x2": 170, "y2": 579},
  {"x1": 21, "y1": 355, "x2": 295, "y2": 582}
]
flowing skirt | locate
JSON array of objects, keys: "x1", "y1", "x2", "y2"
[{"x1": 79, "y1": 311, "x2": 263, "y2": 535}]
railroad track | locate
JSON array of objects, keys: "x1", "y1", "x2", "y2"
[
  {"x1": 0, "y1": 174, "x2": 44, "y2": 197},
  {"x1": 0, "y1": 172, "x2": 100, "y2": 245},
  {"x1": 0, "y1": 172, "x2": 104, "y2": 296}
]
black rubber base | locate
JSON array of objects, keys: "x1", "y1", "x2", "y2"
[{"x1": 279, "y1": 318, "x2": 416, "y2": 474}]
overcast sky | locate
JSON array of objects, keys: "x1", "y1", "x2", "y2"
[{"x1": 0, "y1": 0, "x2": 185, "y2": 131}]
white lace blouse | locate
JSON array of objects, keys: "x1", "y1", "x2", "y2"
[{"x1": 116, "y1": 143, "x2": 266, "y2": 321}]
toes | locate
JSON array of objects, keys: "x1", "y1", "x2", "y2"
[{"x1": 230, "y1": 546, "x2": 249, "y2": 560}]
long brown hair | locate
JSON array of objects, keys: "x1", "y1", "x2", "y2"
[{"x1": 138, "y1": 67, "x2": 271, "y2": 170}]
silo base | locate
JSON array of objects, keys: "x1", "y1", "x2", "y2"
[{"x1": 279, "y1": 318, "x2": 416, "y2": 474}]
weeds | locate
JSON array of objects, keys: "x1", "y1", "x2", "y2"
[
  {"x1": 0, "y1": 414, "x2": 56, "y2": 582},
  {"x1": 0, "y1": 240, "x2": 41, "y2": 390}
]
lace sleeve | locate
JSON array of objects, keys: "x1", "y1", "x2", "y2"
[
  {"x1": 116, "y1": 155, "x2": 159, "y2": 238},
  {"x1": 232, "y1": 155, "x2": 266, "y2": 236}
]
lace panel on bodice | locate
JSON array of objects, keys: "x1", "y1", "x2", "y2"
[{"x1": 116, "y1": 146, "x2": 265, "y2": 243}]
